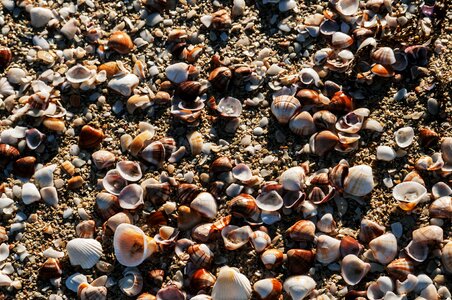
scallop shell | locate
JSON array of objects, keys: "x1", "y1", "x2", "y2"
[
  {"x1": 118, "y1": 184, "x2": 144, "y2": 210},
  {"x1": 116, "y1": 161, "x2": 142, "y2": 182},
  {"x1": 21, "y1": 182, "x2": 41, "y2": 205},
  {"x1": 280, "y1": 166, "x2": 306, "y2": 191},
  {"x1": 190, "y1": 192, "x2": 217, "y2": 219},
  {"x1": 341, "y1": 254, "x2": 371, "y2": 285},
  {"x1": 386, "y1": 258, "x2": 414, "y2": 281},
  {"x1": 392, "y1": 182, "x2": 427, "y2": 211},
  {"x1": 394, "y1": 127, "x2": 414, "y2": 148},
  {"x1": 211, "y1": 266, "x2": 251, "y2": 300},
  {"x1": 66, "y1": 238, "x2": 103, "y2": 269},
  {"x1": 316, "y1": 235, "x2": 341, "y2": 264},
  {"x1": 343, "y1": 165, "x2": 374, "y2": 197},
  {"x1": 369, "y1": 233, "x2": 398, "y2": 264},
  {"x1": 271, "y1": 95, "x2": 301, "y2": 124},
  {"x1": 372, "y1": 47, "x2": 396, "y2": 65},
  {"x1": 119, "y1": 268, "x2": 143, "y2": 297},
  {"x1": 253, "y1": 278, "x2": 282, "y2": 300},
  {"x1": 102, "y1": 169, "x2": 127, "y2": 195},
  {"x1": 283, "y1": 275, "x2": 316, "y2": 300}
]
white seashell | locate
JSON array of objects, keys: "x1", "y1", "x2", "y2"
[
  {"x1": 316, "y1": 213, "x2": 336, "y2": 233},
  {"x1": 29, "y1": 7, "x2": 54, "y2": 28},
  {"x1": 66, "y1": 65, "x2": 94, "y2": 84},
  {"x1": 341, "y1": 254, "x2": 371, "y2": 285},
  {"x1": 280, "y1": 166, "x2": 306, "y2": 191},
  {"x1": 66, "y1": 238, "x2": 103, "y2": 269},
  {"x1": 221, "y1": 225, "x2": 252, "y2": 250},
  {"x1": 367, "y1": 276, "x2": 394, "y2": 300},
  {"x1": 283, "y1": 275, "x2": 316, "y2": 300},
  {"x1": 232, "y1": 0, "x2": 246, "y2": 16},
  {"x1": 116, "y1": 161, "x2": 142, "y2": 182},
  {"x1": 66, "y1": 273, "x2": 88, "y2": 292},
  {"x1": 394, "y1": 127, "x2": 414, "y2": 148},
  {"x1": 289, "y1": 111, "x2": 317, "y2": 136},
  {"x1": 108, "y1": 74, "x2": 140, "y2": 97},
  {"x1": 119, "y1": 267, "x2": 143, "y2": 297},
  {"x1": 369, "y1": 233, "x2": 398, "y2": 264},
  {"x1": 431, "y1": 182, "x2": 452, "y2": 199},
  {"x1": 21, "y1": 182, "x2": 41, "y2": 205},
  {"x1": 396, "y1": 274, "x2": 418, "y2": 295},
  {"x1": 331, "y1": 32, "x2": 354, "y2": 49},
  {"x1": 118, "y1": 184, "x2": 144, "y2": 209},
  {"x1": 114, "y1": 223, "x2": 158, "y2": 267},
  {"x1": 0, "y1": 243, "x2": 9, "y2": 262},
  {"x1": 92, "y1": 150, "x2": 116, "y2": 170},
  {"x1": 363, "y1": 118, "x2": 384, "y2": 132},
  {"x1": 211, "y1": 266, "x2": 252, "y2": 300},
  {"x1": 253, "y1": 278, "x2": 282, "y2": 300},
  {"x1": 250, "y1": 230, "x2": 271, "y2": 253},
  {"x1": 392, "y1": 181, "x2": 427, "y2": 211},
  {"x1": 42, "y1": 247, "x2": 65, "y2": 258},
  {"x1": 103, "y1": 169, "x2": 127, "y2": 195},
  {"x1": 60, "y1": 18, "x2": 78, "y2": 40},
  {"x1": 279, "y1": 0, "x2": 297, "y2": 12},
  {"x1": 316, "y1": 235, "x2": 341, "y2": 264},
  {"x1": 0, "y1": 273, "x2": 12, "y2": 287},
  {"x1": 7, "y1": 68, "x2": 26, "y2": 84},
  {"x1": 232, "y1": 163, "x2": 252, "y2": 182},
  {"x1": 271, "y1": 95, "x2": 301, "y2": 124},
  {"x1": 336, "y1": 111, "x2": 365, "y2": 133},
  {"x1": 255, "y1": 190, "x2": 283, "y2": 212},
  {"x1": 166, "y1": 62, "x2": 189, "y2": 84},
  {"x1": 344, "y1": 165, "x2": 374, "y2": 197},
  {"x1": 34, "y1": 164, "x2": 56, "y2": 187},
  {"x1": 335, "y1": 0, "x2": 359, "y2": 16},
  {"x1": 376, "y1": 146, "x2": 397, "y2": 161},
  {"x1": 25, "y1": 128, "x2": 45, "y2": 150},
  {"x1": 190, "y1": 192, "x2": 217, "y2": 219},
  {"x1": 217, "y1": 97, "x2": 242, "y2": 118},
  {"x1": 299, "y1": 68, "x2": 320, "y2": 86},
  {"x1": 187, "y1": 131, "x2": 204, "y2": 156},
  {"x1": 419, "y1": 284, "x2": 438, "y2": 300},
  {"x1": 415, "y1": 274, "x2": 433, "y2": 294},
  {"x1": 200, "y1": 15, "x2": 213, "y2": 28},
  {"x1": 40, "y1": 186, "x2": 59, "y2": 207},
  {"x1": 404, "y1": 240, "x2": 428, "y2": 262}
]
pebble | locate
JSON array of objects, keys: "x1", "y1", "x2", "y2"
[
  {"x1": 427, "y1": 98, "x2": 439, "y2": 115},
  {"x1": 240, "y1": 135, "x2": 252, "y2": 146},
  {"x1": 390, "y1": 222, "x2": 403, "y2": 238},
  {"x1": 63, "y1": 208, "x2": 73, "y2": 219},
  {"x1": 253, "y1": 127, "x2": 264, "y2": 136},
  {"x1": 262, "y1": 155, "x2": 275, "y2": 164},
  {"x1": 29, "y1": 7, "x2": 53, "y2": 28}
]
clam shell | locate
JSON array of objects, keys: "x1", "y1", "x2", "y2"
[
  {"x1": 190, "y1": 192, "x2": 217, "y2": 219},
  {"x1": 255, "y1": 190, "x2": 283, "y2": 212},
  {"x1": 332, "y1": 32, "x2": 354, "y2": 49},
  {"x1": 386, "y1": 258, "x2": 414, "y2": 281},
  {"x1": 280, "y1": 166, "x2": 306, "y2": 191},
  {"x1": 396, "y1": 274, "x2": 418, "y2": 295},
  {"x1": 40, "y1": 186, "x2": 59, "y2": 207},
  {"x1": 392, "y1": 182, "x2": 427, "y2": 211},
  {"x1": 412, "y1": 225, "x2": 443, "y2": 245},
  {"x1": 271, "y1": 95, "x2": 301, "y2": 124},
  {"x1": 118, "y1": 184, "x2": 144, "y2": 209},
  {"x1": 283, "y1": 275, "x2": 316, "y2": 300},
  {"x1": 441, "y1": 242, "x2": 452, "y2": 273},
  {"x1": 372, "y1": 47, "x2": 396, "y2": 65},
  {"x1": 141, "y1": 141, "x2": 166, "y2": 166},
  {"x1": 341, "y1": 254, "x2": 371, "y2": 285},
  {"x1": 217, "y1": 97, "x2": 242, "y2": 118},
  {"x1": 316, "y1": 235, "x2": 341, "y2": 264},
  {"x1": 376, "y1": 146, "x2": 396, "y2": 161},
  {"x1": 316, "y1": 213, "x2": 336, "y2": 233},
  {"x1": 367, "y1": 276, "x2": 394, "y2": 300},
  {"x1": 66, "y1": 65, "x2": 94, "y2": 84},
  {"x1": 66, "y1": 238, "x2": 103, "y2": 269},
  {"x1": 79, "y1": 125, "x2": 105, "y2": 149},
  {"x1": 309, "y1": 130, "x2": 339, "y2": 156},
  {"x1": 429, "y1": 196, "x2": 452, "y2": 219},
  {"x1": 25, "y1": 128, "x2": 45, "y2": 150},
  {"x1": 187, "y1": 243, "x2": 214, "y2": 267},
  {"x1": 431, "y1": 182, "x2": 452, "y2": 199},
  {"x1": 21, "y1": 182, "x2": 41, "y2": 205},
  {"x1": 78, "y1": 283, "x2": 108, "y2": 300},
  {"x1": 441, "y1": 137, "x2": 452, "y2": 163},
  {"x1": 96, "y1": 192, "x2": 120, "y2": 220},
  {"x1": 103, "y1": 169, "x2": 127, "y2": 195},
  {"x1": 119, "y1": 268, "x2": 143, "y2": 297},
  {"x1": 108, "y1": 31, "x2": 134, "y2": 54},
  {"x1": 191, "y1": 268, "x2": 216, "y2": 292},
  {"x1": 358, "y1": 219, "x2": 385, "y2": 243},
  {"x1": 394, "y1": 127, "x2": 414, "y2": 148},
  {"x1": 106, "y1": 212, "x2": 133, "y2": 233},
  {"x1": 92, "y1": 150, "x2": 116, "y2": 170},
  {"x1": 286, "y1": 220, "x2": 316, "y2": 242},
  {"x1": 211, "y1": 266, "x2": 251, "y2": 300},
  {"x1": 34, "y1": 164, "x2": 56, "y2": 188},
  {"x1": 335, "y1": 0, "x2": 359, "y2": 16},
  {"x1": 369, "y1": 233, "x2": 398, "y2": 264},
  {"x1": 289, "y1": 111, "x2": 317, "y2": 136},
  {"x1": 129, "y1": 131, "x2": 154, "y2": 157},
  {"x1": 344, "y1": 165, "x2": 374, "y2": 197},
  {"x1": 253, "y1": 278, "x2": 282, "y2": 300},
  {"x1": 221, "y1": 225, "x2": 252, "y2": 250},
  {"x1": 232, "y1": 163, "x2": 253, "y2": 182},
  {"x1": 287, "y1": 249, "x2": 315, "y2": 275},
  {"x1": 404, "y1": 240, "x2": 429, "y2": 262},
  {"x1": 117, "y1": 161, "x2": 142, "y2": 182},
  {"x1": 261, "y1": 248, "x2": 284, "y2": 269}
]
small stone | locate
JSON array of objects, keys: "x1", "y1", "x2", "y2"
[
  {"x1": 427, "y1": 98, "x2": 439, "y2": 115},
  {"x1": 30, "y1": 7, "x2": 53, "y2": 28},
  {"x1": 253, "y1": 127, "x2": 264, "y2": 136},
  {"x1": 391, "y1": 222, "x2": 403, "y2": 238}
]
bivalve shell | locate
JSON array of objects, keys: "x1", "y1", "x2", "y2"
[
  {"x1": 190, "y1": 192, "x2": 217, "y2": 219},
  {"x1": 221, "y1": 225, "x2": 252, "y2": 250},
  {"x1": 103, "y1": 169, "x2": 127, "y2": 195},
  {"x1": 21, "y1": 182, "x2": 41, "y2": 205},
  {"x1": 395, "y1": 127, "x2": 414, "y2": 148},
  {"x1": 66, "y1": 238, "x2": 103, "y2": 269},
  {"x1": 271, "y1": 95, "x2": 301, "y2": 124},
  {"x1": 369, "y1": 233, "x2": 398, "y2": 264},
  {"x1": 108, "y1": 31, "x2": 134, "y2": 54},
  {"x1": 92, "y1": 150, "x2": 116, "y2": 170},
  {"x1": 441, "y1": 242, "x2": 452, "y2": 273},
  {"x1": 372, "y1": 47, "x2": 396, "y2": 65},
  {"x1": 118, "y1": 184, "x2": 144, "y2": 209},
  {"x1": 79, "y1": 125, "x2": 105, "y2": 149},
  {"x1": 283, "y1": 275, "x2": 316, "y2": 300},
  {"x1": 341, "y1": 254, "x2": 371, "y2": 285},
  {"x1": 280, "y1": 166, "x2": 306, "y2": 191},
  {"x1": 211, "y1": 266, "x2": 251, "y2": 300},
  {"x1": 392, "y1": 181, "x2": 427, "y2": 211},
  {"x1": 332, "y1": 32, "x2": 354, "y2": 49},
  {"x1": 343, "y1": 165, "x2": 374, "y2": 197},
  {"x1": 316, "y1": 235, "x2": 341, "y2": 264},
  {"x1": 250, "y1": 230, "x2": 271, "y2": 253},
  {"x1": 286, "y1": 249, "x2": 315, "y2": 275},
  {"x1": 286, "y1": 220, "x2": 316, "y2": 242},
  {"x1": 253, "y1": 278, "x2": 282, "y2": 300},
  {"x1": 117, "y1": 161, "x2": 142, "y2": 182}
]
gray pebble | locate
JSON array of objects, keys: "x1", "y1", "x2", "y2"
[{"x1": 427, "y1": 98, "x2": 439, "y2": 115}]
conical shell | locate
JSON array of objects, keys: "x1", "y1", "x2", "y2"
[
  {"x1": 341, "y1": 254, "x2": 371, "y2": 285},
  {"x1": 283, "y1": 275, "x2": 316, "y2": 300},
  {"x1": 66, "y1": 238, "x2": 103, "y2": 269},
  {"x1": 211, "y1": 266, "x2": 251, "y2": 300}
]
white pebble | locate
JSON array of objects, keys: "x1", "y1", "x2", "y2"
[
  {"x1": 376, "y1": 146, "x2": 396, "y2": 161},
  {"x1": 29, "y1": 7, "x2": 54, "y2": 28}
]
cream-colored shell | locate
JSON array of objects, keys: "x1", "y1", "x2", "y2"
[
  {"x1": 211, "y1": 266, "x2": 252, "y2": 300},
  {"x1": 344, "y1": 165, "x2": 374, "y2": 197},
  {"x1": 66, "y1": 238, "x2": 103, "y2": 269}
]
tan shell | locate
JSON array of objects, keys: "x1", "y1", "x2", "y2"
[
  {"x1": 341, "y1": 254, "x2": 371, "y2": 285},
  {"x1": 211, "y1": 266, "x2": 251, "y2": 300},
  {"x1": 344, "y1": 165, "x2": 374, "y2": 197},
  {"x1": 441, "y1": 242, "x2": 452, "y2": 273},
  {"x1": 271, "y1": 95, "x2": 301, "y2": 124},
  {"x1": 369, "y1": 233, "x2": 398, "y2": 264}
]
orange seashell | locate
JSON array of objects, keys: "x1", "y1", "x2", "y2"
[
  {"x1": 186, "y1": 46, "x2": 204, "y2": 63},
  {"x1": 96, "y1": 192, "x2": 121, "y2": 220},
  {"x1": 0, "y1": 143, "x2": 20, "y2": 160},
  {"x1": 43, "y1": 117, "x2": 66, "y2": 132},
  {"x1": 76, "y1": 220, "x2": 96, "y2": 239},
  {"x1": 286, "y1": 249, "x2": 315, "y2": 275},
  {"x1": 386, "y1": 258, "x2": 414, "y2": 281},
  {"x1": 253, "y1": 278, "x2": 282, "y2": 300},
  {"x1": 137, "y1": 293, "x2": 157, "y2": 300},
  {"x1": 78, "y1": 125, "x2": 105, "y2": 149},
  {"x1": 209, "y1": 66, "x2": 232, "y2": 91},
  {"x1": 128, "y1": 131, "x2": 154, "y2": 157},
  {"x1": 108, "y1": 31, "x2": 134, "y2": 54},
  {"x1": 340, "y1": 236, "x2": 363, "y2": 257},
  {"x1": 371, "y1": 64, "x2": 395, "y2": 77},
  {"x1": 146, "y1": 210, "x2": 168, "y2": 227},
  {"x1": 296, "y1": 89, "x2": 321, "y2": 105},
  {"x1": 327, "y1": 91, "x2": 354, "y2": 112},
  {"x1": 0, "y1": 46, "x2": 12, "y2": 69},
  {"x1": 210, "y1": 9, "x2": 232, "y2": 31},
  {"x1": 261, "y1": 249, "x2": 284, "y2": 269},
  {"x1": 38, "y1": 258, "x2": 62, "y2": 280},
  {"x1": 418, "y1": 127, "x2": 439, "y2": 148},
  {"x1": 187, "y1": 243, "x2": 214, "y2": 268},
  {"x1": 309, "y1": 130, "x2": 339, "y2": 156},
  {"x1": 229, "y1": 194, "x2": 260, "y2": 220},
  {"x1": 286, "y1": 220, "x2": 316, "y2": 242},
  {"x1": 98, "y1": 61, "x2": 121, "y2": 78},
  {"x1": 61, "y1": 161, "x2": 75, "y2": 176},
  {"x1": 210, "y1": 156, "x2": 233, "y2": 174},
  {"x1": 68, "y1": 175, "x2": 84, "y2": 190},
  {"x1": 190, "y1": 268, "x2": 216, "y2": 292},
  {"x1": 177, "y1": 205, "x2": 201, "y2": 230},
  {"x1": 210, "y1": 215, "x2": 232, "y2": 234},
  {"x1": 13, "y1": 156, "x2": 36, "y2": 178}
]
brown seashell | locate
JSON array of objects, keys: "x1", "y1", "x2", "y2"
[
  {"x1": 371, "y1": 64, "x2": 395, "y2": 77},
  {"x1": 386, "y1": 258, "x2": 414, "y2": 281},
  {"x1": 128, "y1": 131, "x2": 154, "y2": 157},
  {"x1": 96, "y1": 192, "x2": 121, "y2": 220},
  {"x1": 210, "y1": 156, "x2": 233, "y2": 174},
  {"x1": 76, "y1": 220, "x2": 96, "y2": 239},
  {"x1": 289, "y1": 111, "x2": 317, "y2": 136},
  {"x1": 253, "y1": 278, "x2": 282, "y2": 300},
  {"x1": 271, "y1": 95, "x2": 301, "y2": 124},
  {"x1": 191, "y1": 268, "x2": 216, "y2": 292},
  {"x1": 209, "y1": 67, "x2": 232, "y2": 91},
  {"x1": 61, "y1": 161, "x2": 75, "y2": 176},
  {"x1": 91, "y1": 150, "x2": 116, "y2": 170},
  {"x1": 176, "y1": 81, "x2": 202, "y2": 102},
  {"x1": 127, "y1": 94, "x2": 152, "y2": 114},
  {"x1": 313, "y1": 110, "x2": 337, "y2": 130},
  {"x1": 148, "y1": 269, "x2": 165, "y2": 287},
  {"x1": 210, "y1": 215, "x2": 231, "y2": 234},
  {"x1": 210, "y1": 9, "x2": 232, "y2": 31},
  {"x1": 286, "y1": 249, "x2": 315, "y2": 275},
  {"x1": 154, "y1": 91, "x2": 171, "y2": 105},
  {"x1": 286, "y1": 220, "x2": 316, "y2": 243},
  {"x1": 418, "y1": 127, "x2": 439, "y2": 148},
  {"x1": 358, "y1": 219, "x2": 385, "y2": 244},
  {"x1": 187, "y1": 243, "x2": 214, "y2": 268},
  {"x1": 309, "y1": 130, "x2": 339, "y2": 156},
  {"x1": 177, "y1": 205, "x2": 201, "y2": 230},
  {"x1": 296, "y1": 89, "x2": 322, "y2": 105},
  {"x1": 261, "y1": 249, "x2": 284, "y2": 269},
  {"x1": 68, "y1": 176, "x2": 84, "y2": 190},
  {"x1": 79, "y1": 125, "x2": 105, "y2": 149},
  {"x1": 442, "y1": 242, "x2": 452, "y2": 274},
  {"x1": 0, "y1": 46, "x2": 12, "y2": 69},
  {"x1": 13, "y1": 156, "x2": 36, "y2": 178},
  {"x1": 146, "y1": 210, "x2": 168, "y2": 227},
  {"x1": 177, "y1": 183, "x2": 200, "y2": 204},
  {"x1": 42, "y1": 118, "x2": 66, "y2": 132},
  {"x1": 429, "y1": 196, "x2": 452, "y2": 219},
  {"x1": 144, "y1": 182, "x2": 171, "y2": 206},
  {"x1": 340, "y1": 236, "x2": 363, "y2": 257},
  {"x1": 229, "y1": 194, "x2": 260, "y2": 220},
  {"x1": 331, "y1": 32, "x2": 354, "y2": 48},
  {"x1": 137, "y1": 293, "x2": 157, "y2": 300},
  {"x1": 327, "y1": 91, "x2": 354, "y2": 112},
  {"x1": 108, "y1": 31, "x2": 134, "y2": 54},
  {"x1": 186, "y1": 46, "x2": 204, "y2": 63},
  {"x1": 208, "y1": 180, "x2": 225, "y2": 198},
  {"x1": 141, "y1": 141, "x2": 166, "y2": 166},
  {"x1": 39, "y1": 258, "x2": 62, "y2": 280},
  {"x1": 412, "y1": 225, "x2": 443, "y2": 245},
  {"x1": 98, "y1": 61, "x2": 120, "y2": 78}
]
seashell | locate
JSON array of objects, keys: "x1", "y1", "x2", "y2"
[
  {"x1": 21, "y1": 182, "x2": 41, "y2": 205},
  {"x1": 343, "y1": 165, "x2": 374, "y2": 197},
  {"x1": 371, "y1": 47, "x2": 396, "y2": 65},
  {"x1": 358, "y1": 219, "x2": 385, "y2": 244},
  {"x1": 429, "y1": 196, "x2": 452, "y2": 219},
  {"x1": 66, "y1": 65, "x2": 94, "y2": 84},
  {"x1": 166, "y1": 62, "x2": 189, "y2": 84},
  {"x1": 61, "y1": 161, "x2": 75, "y2": 176},
  {"x1": 392, "y1": 50, "x2": 408, "y2": 71},
  {"x1": 25, "y1": 128, "x2": 45, "y2": 150},
  {"x1": 108, "y1": 73, "x2": 140, "y2": 97},
  {"x1": 255, "y1": 190, "x2": 283, "y2": 212},
  {"x1": 403, "y1": 170, "x2": 425, "y2": 186},
  {"x1": 312, "y1": 110, "x2": 337, "y2": 130},
  {"x1": 299, "y1": 68, "x2": 321, "y2": 86},
  {"x1": 211, "y1": 266, "x2": 251, "y2": 300},
  {"x1": 376, "y1": 146, "x2": 396, "y2": 161},
  {"x1": 232, "y1": 163, "x2": 252, "y2": 182},
  {"x1": 98, "y1": 62, "x2": 120, "y2": 78},
  {"x1": 209, "y1": 9, "x2": 232, "y2": 31},
  {"x1": 441, "y1": 242, "x2": 452, "y2": 273},
  {"x1": 229, "y1": 194, "x2": 260, "y2": 220},
  {"x1": 154, "y1": 226, "x2": 179, "y2": 245},
  {"x1": 217, "y1": 97, "x2": 242, "y2": 118},
  {"x1": 316, "y1": 213, "x2": 336, "y2": 233},
  {"x1": 286, "y1": 249, "x2": 315, "y2": 275},
  {"x1": 177, "y1": 183, "x2": 200, "y2": 204},
  {"x1": 187, "y1": 131, "x2": 204, "y2": 156},
  {"x1": 396, "y1": 274, "x2": 418, "y2": 295},
  {"x1": 404, "y1": 240, "x2": 429, "y2": 262},
  {"x1": 420, "y1": 284, "x2": 438, "y2": 300},
  {"x1": 76, "y1": 220, "x2": 96, "y2": 239},
  {"x1": 369, "y1": 233, "x2": 398, "y2": 264},
  {"x1": 119, "y1": 268, "x2": 143, "y2": 297},
  {"x1": 371, "y1": 64, "x2": 395, "y2": 77},
  {"x1": 66, "y1": 238, "x2": 103, "y2": 269},
  {"x1": 66, "y1": 273, "x2": 88, "y2": 292},
  {"x1": 412, "y1": 225, "x2": 443, "y2": 245},
  {"x1": 39, "y1": 258, "x2": 62, "y2": 280},
  {"x1": 0, "y1": 46, "x2": 12, "y2": 69},
  {"x1": 332, "y1": 32, "x2": 354, "y2": 49},
  {"x1": 113, "y1": 223, "x2": 158, "y2": 267},
  {"x1": 191, "y1": 268, "x2": 216, "y2": 292},
  {"x1": 340, "y1": 236, "x2": 363, "y2": 257},
  {"x1": 211, "y1": 157, "x2": 233, "y2": 175},
  {"x1": 280, "y1": 166, "x2": 306, "y2": 191},
  {"x1": 253, "y1": 278, "x2": 282, "y2": 300},
  {"x1": 316, "y1": 235, "x2": 341, "y2": 264},
  {"x1": 0, "y1": 144, "x2": 19, "y2": 160},
  {"x1": 271, "y1": 95, "x2": 301, "y2": 124},
  {"x1": 186, "y1": 46, "x2": 204, "y2": 63},
  {"x1": 327, "y1": 91, "x2": 354, "y2": 113},
  {"x1": 341, "y1": 254, "x2": 371, "y2": 285},
  {"x1": 79, "y1": 125, "x2": 105, "y2": 149},
  {"x1": 386, "y1": 258, "x2": 414, "y2": 281},
  {"x1": 283, "y1": 275, "x2": 316, "y2": 300},
  {"x1": 394, "y1": 127, "x2": 414, "y2": 148},
  {"x1": 92, "y1": 150, "x2": 116, "y2": 170},
  {"x1": 103, "y1": 169, "x2": 127, "y2": 195},
  {"x1": 0, "y1": 227, "x2": 7, "y2": 243},
  {"x1": 289, "y1": 111, "x2": 317, "y2": 136},
  {"x1": 108, "y1": 31, "x2": 134, "y2": 54},
  {"x1": 40, "y1": 186, "x2": 59, "y2": 207},
  {"x1": 221, "y1": 225, "x2": 252, "y2": 250},
  {"x1": 105, "y1": 212, "x2": 133, "y2": 233},
  {"x1": 96, "y1": 193, "x2": 120, "y2": 220},
  {"x1": 392, "y1": 181, "x2": 427, "y2": 211},
  {"x1": 127, "y1": 94, "x2": 152, "y2": 114},
  {"x1": 116, "y1": 161, "x2": 142, "y2": 182},
  {"x1": 261, "y1": 249, "x2": 284, "y2": 269},
  {"x1": 190, "y1": 192, "x2": 217, "y2": 219},
  {"x1": 250, "y1": 230, "x2": 271, "y2": 253},
  {"x1": 335, "y1": 0, "x2": 359, "y2": 16},
  {"x1": 286, "y1": 220, "x2": 316, "y2": 242},
  {"x1": 309, "y1": 130, "x2": 339, "y2": 156},
  {"x1": 176, "y1": 81, "x2": 202, "y2": 102},
  {"x1": 335, "y1": 111, "x2": 365, "y2": 134},
  {"x1": 143, "y1": 182, "x2": 171, "y2": 206},
  {"x1": 78, "y1": 282, "x2": 108, "y2": 300},
  {"x1": 431, "y1": 182, "x2": 452, "y2": 199},
  {"x1": 141, "y1": 141, "x2": 166, "y2": 167},
  {"x1": 34, "y1": 164, "x2": 56, "y2": 188},
  {"x1": 156, "y1": 284, "x2": 185, "y2": 300},
  {"x1": 187, "y1": 243, "x2": 214, "y2": 268},
  {"x1": 367, "y1": 276, "x2": 394, "y2": 300},
  {"x1": 42, "y1": 117, "x2": 66, "y2": 132},
  {"x1": 441, "y1": 137, "x2": 452, "y2": 163},
  {"x1": 118, "y1": 184, "x2": 144, "y2": 209},
  {"x1": 13, "y1": 156, "x2": 36, "y2": 178}
]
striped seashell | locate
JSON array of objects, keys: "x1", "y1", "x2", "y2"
[
  {"x1": 66, "y1": 238, "x2": 103, "y2": 269},
  {"x1": 371, "y1": 47, "x2": 396, "y2": 65},
  {"x1": 271, "y1": 95, "x2": 301, "y2": 124},
  {"x1": 141, "y1": 141, "x2": 166, "y2": 166},
  {"x1": 386, "y1": 258, "x2": 414, "y2": 281},
  {"x1": 332, "y1": 32, "x2": 354, "y2": 49},
  {"x1": 211, "y1": 266, "x2": 251, "y2": 300}
]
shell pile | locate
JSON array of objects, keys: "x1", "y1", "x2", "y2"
[{"x1": 0, "y1": 0, "x2": 450, "y2": 299}]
